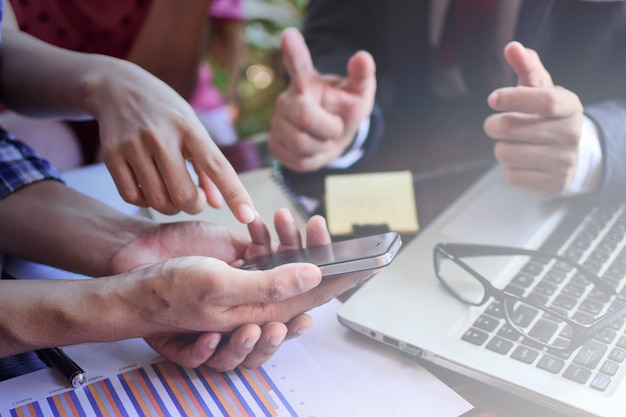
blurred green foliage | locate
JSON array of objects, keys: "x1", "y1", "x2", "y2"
[{"x1": 236, "y1": 0, "x2": 309, "y2": 141}]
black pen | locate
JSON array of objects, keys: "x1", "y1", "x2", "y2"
[{"x1": 37, "y1": 347, "x2": 87, "y2": 388}]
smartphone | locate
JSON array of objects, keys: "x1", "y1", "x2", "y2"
[{"x1": 241, "y1": 232, "x2": 402, "y2": 277}]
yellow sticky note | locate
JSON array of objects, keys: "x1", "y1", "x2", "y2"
[{"x1": 324, "y1": 170, "x2": 419, "y2": 236}]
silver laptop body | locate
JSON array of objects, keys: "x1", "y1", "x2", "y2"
[{"x1": 338, "y1": 165, "x2": 626, "y2": 417}]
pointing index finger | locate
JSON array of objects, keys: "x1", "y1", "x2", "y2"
[
  {"x1": 281, "y1": 27, "x2": 316, "y2": 94},
  {"x1": 346, "y1": 50, "x2": 376, "y2": 96},
  {"x1": 504, "y1": 41, "x2": 553, "y2": 88}
]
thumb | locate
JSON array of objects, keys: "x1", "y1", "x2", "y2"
[
  {"x1": 228, "y1": 263, "x2": 323, "y2": 305},
  {"x1": 345, "y1": 50, "x2": 376, "y2": 96},
  {"x1": 281, "y1": 27, "x2": 317, "y2": 94},
  {"x1": 504, "y1": 41, "x2": 553, "y2": 88}
]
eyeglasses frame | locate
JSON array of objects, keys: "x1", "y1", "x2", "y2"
[{"x1": 433, "y1": 242, "x2": 626, "y2": 353}]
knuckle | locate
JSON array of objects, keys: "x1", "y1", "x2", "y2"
[
  {"x1": 148, "y1": 196, "x2": 178, "y2": 215},
  {"x1": 290, "y1": 130, "x2": 312, "y2": 150},
  {"x1": 210, "y1": 362, "x2": 235, "y2": 373},
  {"x1": 539, "y1": 91, "x2": 560, "y2": 114},
  {"x1": 135, "y1": 127, "x2": 160, "y2": 148},
  {"x1": 203, "y1": 154, "x2": 232, "y2": 180},
  {"x1": 294, "y1": 106, "x2": 316, "y2": 129},
  {"x1": 170, "y1": 186, "x2": 198, "y2": 210},
  {"x1": 265, "y1": 283, "x2": 289, "y2": 303},
  {"x1": 564, "y1": 124, "x2": 582, "y2": 143},
  {"x1": 493, "y1": 141, "x2": 512, "y2": 164},
  {"x1": 119, "y1": 187, "x2": 142, "y2": 205}
]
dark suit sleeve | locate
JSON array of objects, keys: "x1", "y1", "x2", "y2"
[
  {"x1": 584, "y1": 101, "x2": 626, "y2": 200},
  {"x1": 301, "y1": 0, "x2": 387, "y2": 167}
]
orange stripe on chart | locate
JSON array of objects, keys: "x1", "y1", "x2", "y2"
[
  {"x1": 61, "y1": 392, "x2": 82, "y2": 416},
  {"x1": 130, "y1": 369, "x2": 166, "y2": 417},
  {"x1": 213, "y1": 371, "x2": 249, "y2": 416},
  {"x1": 120, "y1": 371, "x2": 156, "y2": 417},
  {"x1": 98, "y1": 381, "x2": 124, "y2": 417},
  {"x1": 155, "y1": 362, "x2": 195, "y2": 416},
  {"x1": 252, "y1": 368, "x2": 272, "y2": 391},
  {"x1": 13, "y1": 405, "x2": 26, "y2": 417},
  {"x1": 50, "y1": 395, "x2": 65, "y2": 415},
  {"x1": 162, "y1": 362, "x2": 205, "y2": 415},
  {"x1": 196, "y1": 366, "x2": 238, "y2": 416},
  {"x1": 26, "y1": 402, "x2": 38, "y2": 417},
  {"x1": 241, "y1": 369, "x2": 275, "y2": 414},
  {"x1": 86, "y1": 384, "x2": 107, "y2": 414}
]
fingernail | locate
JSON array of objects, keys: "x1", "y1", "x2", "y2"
[
  {"x1": 294, "y1": 326, "x2": 310, "y2": 336},
  {"x1": 269, "y1": 336, "x2": 282, "y2": 347},
  {"x1": 488, "y1": 91, "x2": 498, "y2": 105},
  {"x1": 297, "y1": 267, "x2": 322, "y2": 292},
  {"x1": 208, "y1": 337, "x2": 220, "y2": 350},
  {"x1": 244, "y1": 338, "x2": 258, "y2": 349},
  {"x1": 237, "y1": 204, "x2": 256, "y2": 224}
]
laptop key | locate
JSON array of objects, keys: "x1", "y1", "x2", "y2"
[
  {"x1": 485, "y1": 302, "x2": 505, "y2": 319},
  {"x1": 504, "y1": 283, "x2": 526, "y2": 297},
  {"x1": 593, "y1": 328, "x2": 617, "y2": 345},
  {"x1": 511, "y1": 273, "x2": 535, "y2": 288},
  {"x1": 563, "y1": 364, "x2": 592, "y2": 384},
  {"x1": 497, "y1": 324, "x2": 522, "y2": 342},
  {"x1": 573, "y1": 341, "x2": 607, "y2": 369},
  {"x1": 534, "y1": 281, "x2": 558, "y2": 296},
  {"x1": 544, "y1": 268, "x2": 568, "y2": 284},
  {"x1": 521, "y1": 261, "x2": 545, "y2": 276},
  {"x1": 536, "y1": 354, "x2": 565, "y2": 374},
  {"x1": 527, "y1": 319, "x2": 558, "y2": 343},
  {"x1": 473, "y1": 314, "x2": 500, "y2": 332},
  {"x1": 511, "y1": 346, "x2": 539, "y2": 364},
  {"x1": 600, "y1": 360, "x2": 620, "y2": 376},
  {"x1": 609, "y1": 317, "x2": 625, "y2": 331},
  {"x1": 461, "y1": 328, "x2": 489, "y2": 346},
  {"x1": 590, "y1": 373, "x2": 612, "y2": 391},
  {"x1": 562, "y1": 283, "x2": 585, "y2": 298},
  {"x1": 579, "y1": 298, "x2": 605, "y2": 316},
  {"x1": 486, "y1": 337, "x2": 514, "y2": 355},
  {"x1": 608, "y1": 348, "x2": 626, "y2": 363},
  {"x1": 526, "y1": 291, "x2": 549, "y2": 306},
  {"x1": 511, "y1": 304, "x2": 539, "y2": 328},
  {"x1": 551, "y1": 294, "x2": 577, "y2": 311}
]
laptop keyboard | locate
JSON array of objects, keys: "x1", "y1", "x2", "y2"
[{"x1": 460, "y1": 201, "x2": 626, "y2": 392}]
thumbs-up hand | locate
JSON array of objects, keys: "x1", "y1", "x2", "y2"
[
  {"x1": 268, "y1": 28, "x2": 376, "y2": 172},
  {"x1": 484, "y1": 41, "x2": 585, "y2": 198}
]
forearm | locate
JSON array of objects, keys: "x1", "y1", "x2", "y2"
[
  {"x1": 0, "y1": 180, "x2": 154, "y2": 277},
  {"x1": 127, "y1": 0, "x2": 211, "y2": 98},
  {"x1": 0, "y1": 277, "x2": 129, "y2": 357},
  {"x1": 0, "y1": 29, "x2": 140, "y2": 119}
]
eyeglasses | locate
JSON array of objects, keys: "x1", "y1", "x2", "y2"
[{"x1": 433, "y1": 242, "x2": 626, "y2": 353}]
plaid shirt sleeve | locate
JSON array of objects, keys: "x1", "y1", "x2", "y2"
[{"x1": 0, "y1": 128, "x2": 64, "y2": 199}]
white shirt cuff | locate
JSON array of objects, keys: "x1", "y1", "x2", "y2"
[
  {"x1": 565, "y1": 115, "x2": 603, "y2": 195},
  {"x1": 325, "y1": 117, "x2": 370, "y2": 169}
]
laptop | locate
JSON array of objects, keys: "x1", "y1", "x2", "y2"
[{"x1": 338, "y1": 164, "x2": 626, "y2": 417}]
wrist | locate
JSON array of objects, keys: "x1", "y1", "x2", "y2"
[
  {"x1": 80, "y1": 57, "x2": 140, "y2": 119},
  {"x1": 105, "y1": 217, "x2": 161, "y2": 276},
  {"x1": 325, "y1": 117, "x2": 370, "y2": 169}
]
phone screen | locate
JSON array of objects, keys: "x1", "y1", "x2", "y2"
[{"x1": 241, "y1": 232, "x2": 402, "y2": 277}]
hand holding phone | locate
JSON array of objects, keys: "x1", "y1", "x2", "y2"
[{"x1": 241, "y1": 232, "x2": 402, "y2": 277}]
